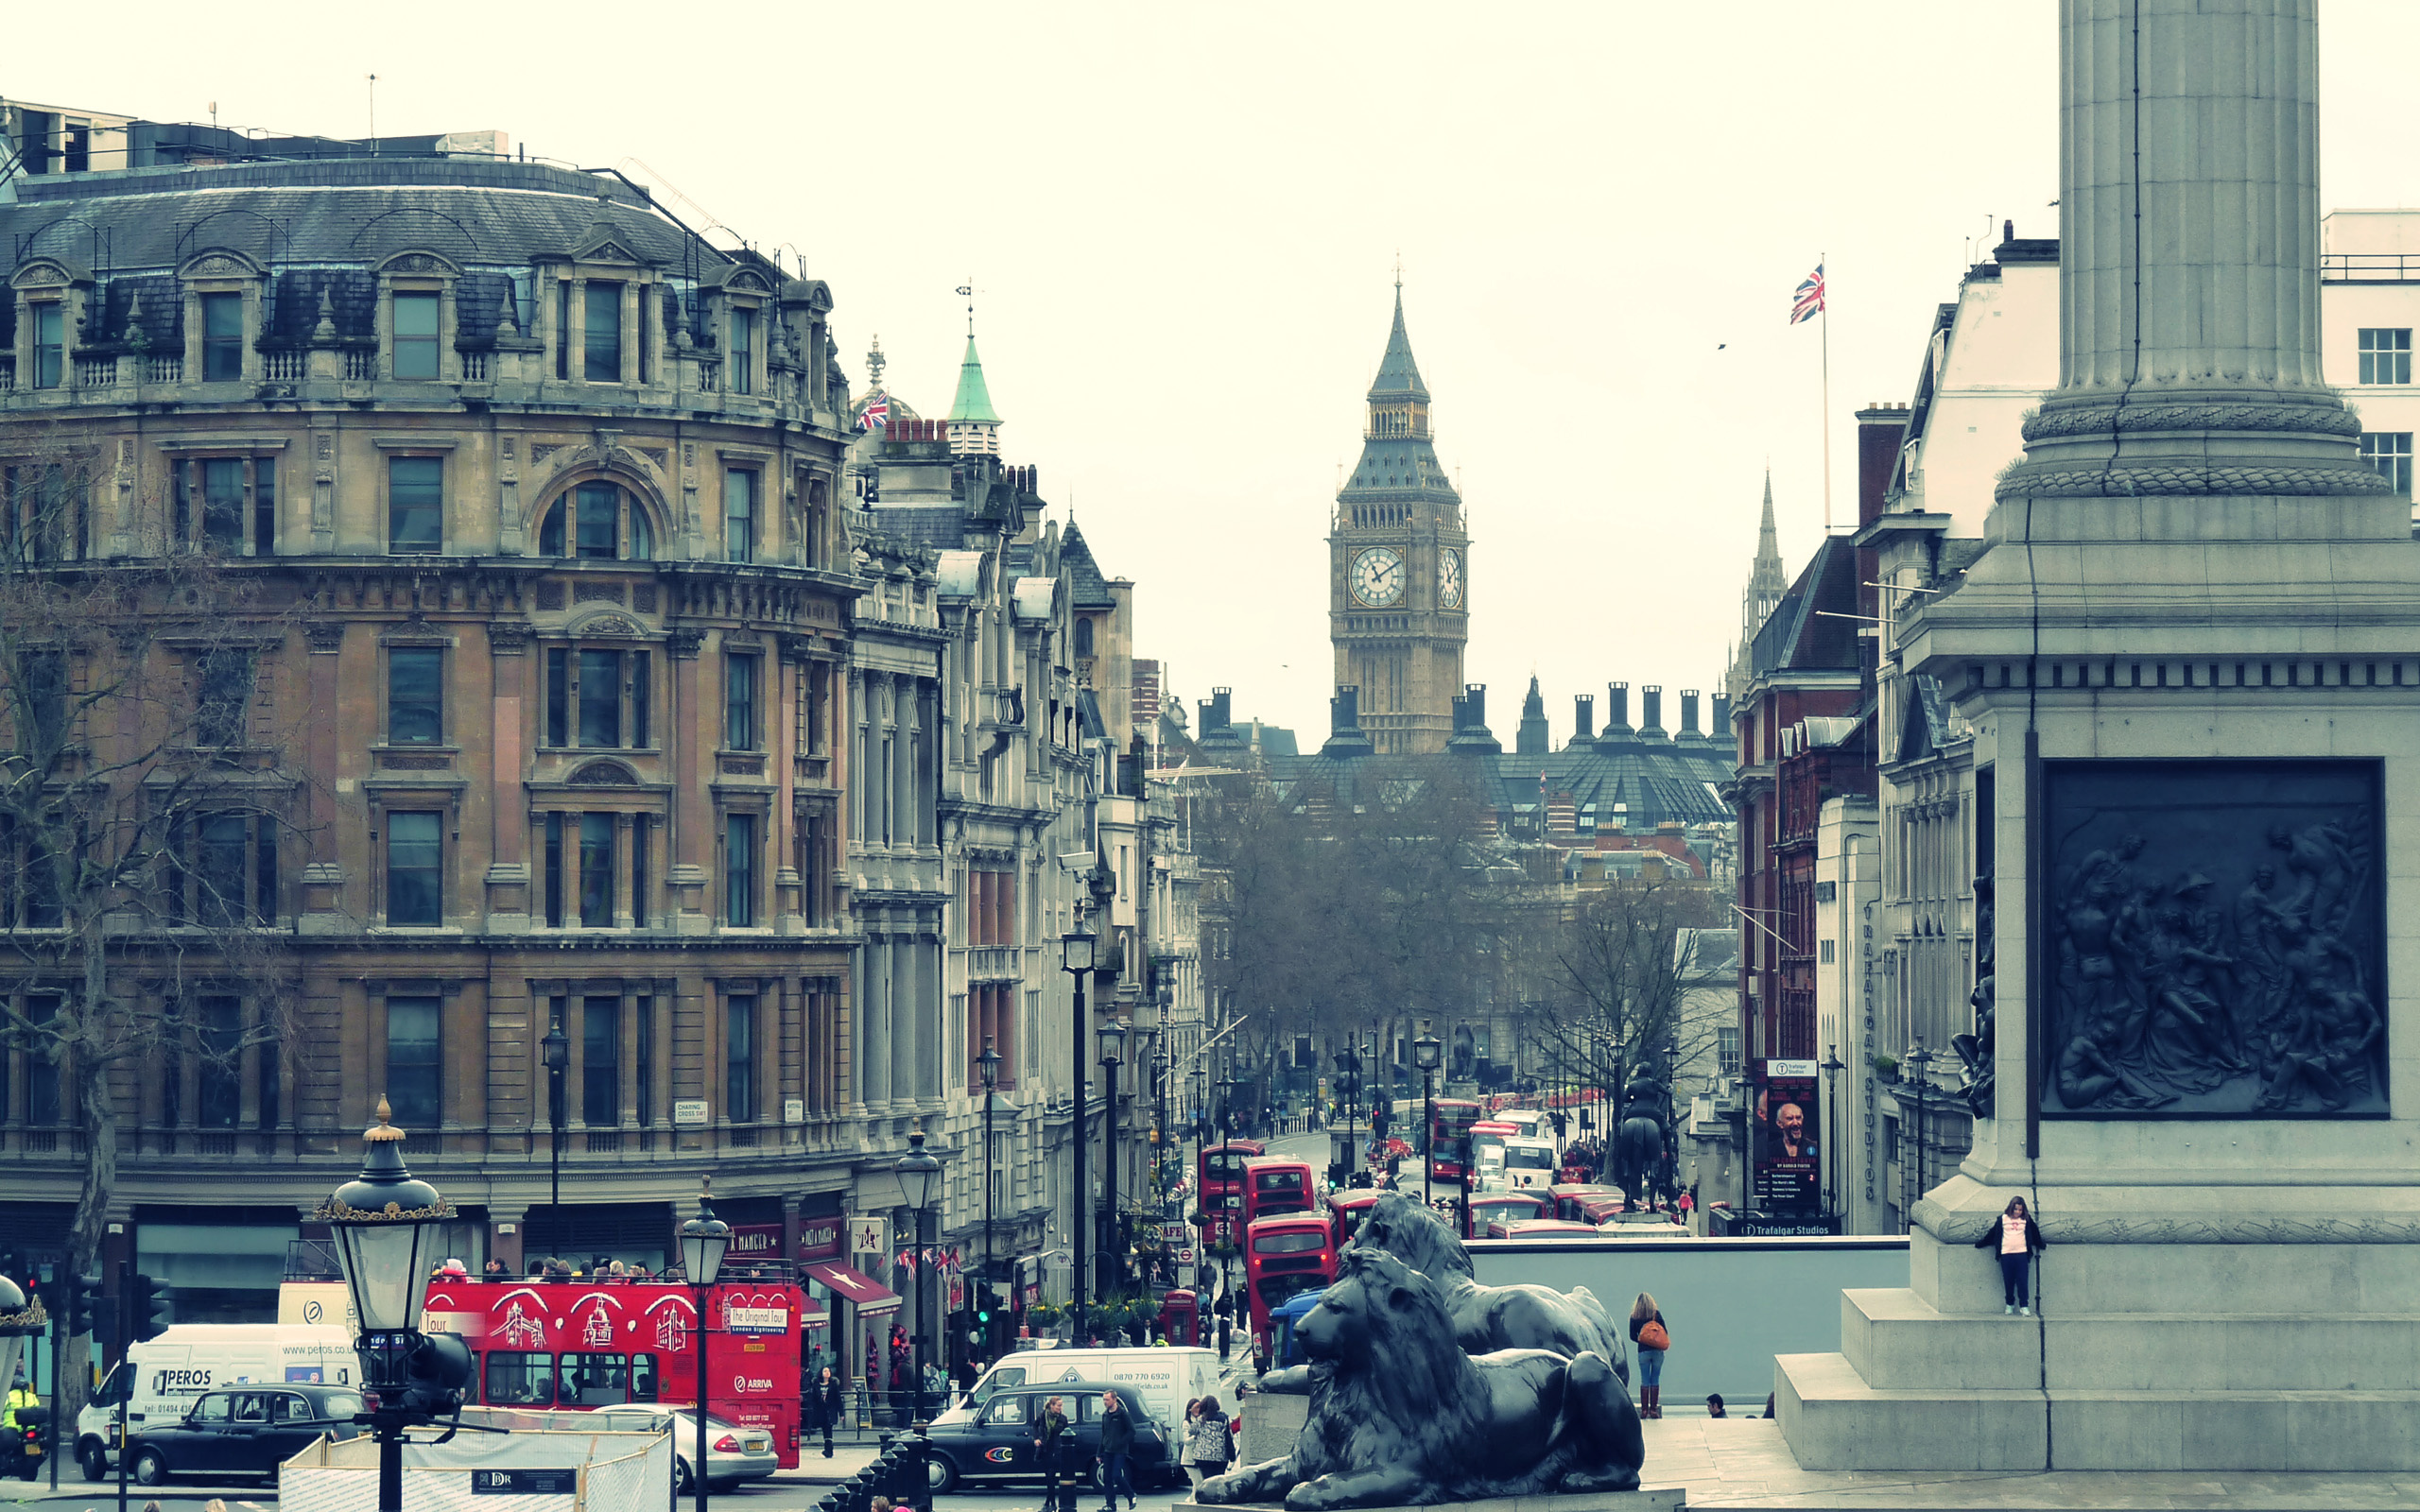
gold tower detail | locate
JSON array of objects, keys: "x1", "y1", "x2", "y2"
[{"x1": 1329, "y1": 285, "x2": 1468, "y2": 755}]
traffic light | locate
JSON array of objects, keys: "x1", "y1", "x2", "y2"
[
  {"x1": 130, "y1": 1273, "x2": 174, "y2": 1343},
  {"x1": 401, "y1": 1332, "x2": 475, "y2": 1417},
  {"x1": 65, "y1": 1274, "x2": 103, "y2": 1336}
]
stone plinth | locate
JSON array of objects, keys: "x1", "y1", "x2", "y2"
[
  {"x1": 1184, "y1": 1492, "x2": 1684, "y2": 1512},
  {"x1": 1240, "y1": 1389, "x2": 1307, "y2": 1465}
]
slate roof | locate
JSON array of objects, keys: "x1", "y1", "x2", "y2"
[
  {"x1": 870, "y1": 503, "x2": 969, "y2": 556},
  {"x1": 1340, "y1": 435, "x2": 1456, "y2": 496},
  {"x1": 1369, "y1": 287, "x2": 1429, "y2": 400},
  {"x1": 1, "y1": 158, "x2": 733, "y2": 353},
  {"x1": 1059, "y1": 524, "x2": 1115, "y2": 610},
  {"x1": 1750, "y1": 533, "x2": 1861, "y2": 677},
  {"x1": 1252, "y1": 734, "x2": 1733, "y2": 832}
]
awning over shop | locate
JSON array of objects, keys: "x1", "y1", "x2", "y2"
[
  {"x1": 803, "y1": 1261, "x2": 902, "y2": 1316},
  {"x1": 803, "y1": 1297, "x2": 830, "y2": 1332}
]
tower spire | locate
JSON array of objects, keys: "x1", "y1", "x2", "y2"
[{"x1": 946, "y1": 288, "x2": 1002, "y2": 457}]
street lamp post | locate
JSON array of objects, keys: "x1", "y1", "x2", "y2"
[
  {"x1": 1188, "y1": 1065, "x2": 1208, "y2": 1293},
  {"x1": 1820, "y1": 1043, "x2": 1846, "y2": 1224},
  {"x1": 1213, "y1": 1073, "x2": 1239, "y2": 1359},
  {"x1": 977, "y1": 1038, "x2": 1001, "y2": 1358},
  {"x1": 1412, "y1": 1022, "x2": 1443, "y2": 1214},
  {"x1": 1060, "y1": 924, "x2": 1100, "y2": 1343},
  {"x1": 895, "y1": 1129, "x2": 941, "y2": 1421},
  {"x1": 1097, "y1": 1018, "x2": 1126, "y2": 1309},
  {"x1": 319, "y1": 1096, "x2": 458, "y2": 1512},
  {"x1": 1905, "y1": 1039, "x2": 1935, "y2": 1230},
  {"x1": 679, "y1": 1183, "x2": 731, "y2": 1512},
  {"x1": 542, "y1": 1006, "x2": 569, "y2": 1263}
]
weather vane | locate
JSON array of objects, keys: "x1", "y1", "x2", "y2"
[{"x1": 956, "y1": 279, "x2": 977, "y2": 336}]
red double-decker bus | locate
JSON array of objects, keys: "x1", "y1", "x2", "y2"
[
  {"x1": 422, "y1": 1273, "x2": 812, "y2": 1468},
  {"x1": 1243, "y1": 1212, "x2": 1336, "y2": 1366},
  {"x1": 1241, "y1": 1157, "x2": 1318, "y2": 1225},
  {"x1": 1426, "y1": 1098, "x2": 1482, "y2": 1183},
  {"x1": 1198, "y1": 1140, "x2": 1266, "y2": 1246}
]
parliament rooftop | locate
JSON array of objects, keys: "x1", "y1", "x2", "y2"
[{"x1": 0, "y1": 116, "x2": 866, "y2": 1306}]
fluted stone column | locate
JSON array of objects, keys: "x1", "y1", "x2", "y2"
[{"x1": 2001, "y1": 0, "x2": 2386, "y2": 504}]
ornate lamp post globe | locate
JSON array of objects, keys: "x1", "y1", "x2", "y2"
[
  {"x1": 1412, "y1": 1023, "x2": 1443, "y2": 1212},
  {"x1": 896, "y1": 1128, "x2": 941, "y2": 1421},
  {"x1": 317, "y1": 1095, "x2": 455, "y2": 1512},
  {"x1": 679, "y1": 1180, "x2": 730, "y2": 1512},
  {"x1": 0, "y1": 1271, "x2": 43, "y2": 1407},
  {"x1": 1061, "y1": 923, "x2": 1097, "y2": 975}
]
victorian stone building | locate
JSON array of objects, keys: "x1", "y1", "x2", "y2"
[{"x1": 0, "y1": 133, "x2": 867, "y2": 1320}]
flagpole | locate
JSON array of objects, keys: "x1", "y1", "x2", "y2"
[{"x1": 1820, "y1": 251, "x2": 1833, "y2": 532}]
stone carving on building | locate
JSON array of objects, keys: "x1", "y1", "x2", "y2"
[
  {"x1": 2042, "y1": 760, "x2": 2382, "y2": 1118},
  {"x1": 1952, "y1": 876, "x2": 1996, "y2": 1118},
  {"x1": 1196, "y1": 1246, "x2": 1643, "y2": 1509}
]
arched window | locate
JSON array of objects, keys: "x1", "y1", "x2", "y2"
[
  {"x1": 1074, "y1": 617, "x2": 1094, "y2": 658},
  {"x1": 539, "y1": 482, "x2": 655, "y2": 560}
]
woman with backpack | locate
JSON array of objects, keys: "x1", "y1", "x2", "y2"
[{"x1": 1629, "y1": 1292, "x2": 1670, "y2": 1419}]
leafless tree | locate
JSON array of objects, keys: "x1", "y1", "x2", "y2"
[
  {"x1": 1518, "y1": 875, "x2": 1732, "y2": 1109},
  {"x1": 0, "y1": 425, "x2": 310, "y2": 1411}
]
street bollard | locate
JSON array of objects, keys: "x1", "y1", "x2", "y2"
[{"x1": 847, "y1": 1466, "x2": 878, "y2": 1512}]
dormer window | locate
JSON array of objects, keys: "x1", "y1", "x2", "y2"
[
  {"x1": 201, "y1": 293, "x2": 243, "y2": 382},
  {"x1": 31, "y1": 304, "x2": 63, "y2": 389},
  {"x1": 537, "y1": 482, "x2": 654, "y2": 560},
  {"x1": 393, "y1": 292, "x2": 441, "y2": 380},
  {"x1": 585, "y1": 283, "x2": 622, "y2": 382},
  {"x1": 730, "y1": 308, "x2": 754, "y2": 395}
]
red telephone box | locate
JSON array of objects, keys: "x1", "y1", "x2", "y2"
[{"x1": 1157, "y1": 1288, "x2": 1201, "y2": 1347}]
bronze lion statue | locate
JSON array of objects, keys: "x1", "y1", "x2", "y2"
[
  {"x1": 1199, "y1": 1246, "x2": 1645, "y2": 1509},
  {"x1": 1350, "y1": 1190, "x2": 1630, "y2": 1384}
]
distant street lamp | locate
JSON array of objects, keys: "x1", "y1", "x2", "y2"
[
  {"x1": 542, "y1": 1006, "x2": 569, "y2": 1263},
  {"x1": 895, "y1": 1129, "x2": 942, "y2": 1421},
  {"x1": 678, "y1": 1183, "x2": 731, "y2": 1512},
  {"x1": 1098, "y1": 1018, "x2": 1127, "y2": 1302},
  {"x1": 1412, "y1": 1022, "x2": 1443, "y2": 1212},
  {"x1": 1061, "y1": 923, "x2": 1097, "y2": 1341},
  {"x1": 1820, "y1": 1044, "x2": 1847, "y2": 1222},
  {"x1": 977, "y1": 1037, "x2": 1002, "y2": 1354}
]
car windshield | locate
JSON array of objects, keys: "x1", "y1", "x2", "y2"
[
  {"x1": 1507, "y1": 1148, "x2": 1556, "y2": 1169},
  {"x1": 322, "y1": 1393, "x2": 366, "y2": 1418}
]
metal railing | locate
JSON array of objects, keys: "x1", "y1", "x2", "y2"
[{"x1": 2324, "y1": 252, "x2": 2420, "y2": 283}]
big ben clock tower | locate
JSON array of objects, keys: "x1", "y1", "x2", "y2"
[{"x1": 1330, "y1": 283, "x2": 1468, "y2": 755}]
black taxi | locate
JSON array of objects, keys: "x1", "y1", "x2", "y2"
[
  {"x1": 924, "y1": 1381, "x2": 1167, "y2": 1493},
  {"x1": 130, "y1": 1383, "x2": 364, "y2": 1487}
]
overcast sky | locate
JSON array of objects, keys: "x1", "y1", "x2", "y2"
[{"x1": 20, "y1": 2, "x2": 2420, "y2": 741}]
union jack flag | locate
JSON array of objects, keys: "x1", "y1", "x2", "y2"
[
  {"x1": 1789, "y1": 265, "x2": 1825, "y2": 325},
  {"x1": 858, "y1": 391, "x2": 890, "y2": 432}
]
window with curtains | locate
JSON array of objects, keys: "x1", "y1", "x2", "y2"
[
  {"x1": 537, "y1": 481, "x2": 653, "y2": 559},
  {"x1": 2, "y1": 463, "x2": 88, "y2": 563},
  {"x1": 724, "y1": 469, "x2": 755, "y2": 562},
  {"x1": 389, "y1": 646, "x2": 443, "y2": 745},
  {"x1": 386, "y1": 813, "x2": 443, "y2": 925},
  {"x1": 170, "y1": 455, "x2": 276, "y2": 556},
  {"x1": 967, "y1": 982, "x2": 1017, "y2": 1091},
  {"x1": 386, "y1": 996, "x2": 442, "y2": 1128},
  {"x1": 634, "y1": 994, "x2": 654, "y2": 1127},
  {"x1": 968, "y1": 868, "x2": 1016, "y2": 946},
  {"x1": 392, "y1": 292, "x2": 441, "y2": 380},
  {"x1": 388, "y1": 455, "x2": 444, "y2": 553},
  {"x1": 725, "y1": 814, "x2": 757, "y2": 927},
  {"x1": 542, "y1": 812, "x2": 646, "y2": 930},
  {"x1": 727, "y1": 995, "x2": 756, "y2": 1123},
  {"x1": 725, "y1": 652, "x2": 758, "y2": 749},
  {"x1": 579, "y1": 813, "x2": 615, "y2": 927},
  {"x1": 544, "y1": 646, "x2": 652, "y2": 748},
  {"x1": 729, "y1": 308, "x2": 753, "y2": 395},
  {"x1": 582, "y1": 995, "x2": 618, "y2": 1125}
]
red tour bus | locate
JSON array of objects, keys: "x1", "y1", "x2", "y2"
[
  {"x1": 1326, "y1": 1188, "x2": 1384, "y2": 1247},
  {"x1": 422, "y1": 1274, "x2": 812, "y2": 1468},
  {"x1": 1426, "y1": 1098, "x2": 1482, "y2": 1183},
  {"x1": 1199, "y1": 1140, "x2": 1267, "y2": 1246},
  {"x1": 1241, "y1": 1157, "x2": 1318, "y2": 1225},
  {"x1": 1243, "y1": 1213, "x2": 1337, "y2": 1364}
]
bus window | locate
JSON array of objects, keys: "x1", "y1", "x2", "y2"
[
  {"x1": 1253, "y1": 1228, "x2": 1329, "y2": 1255},
  {"x1": 557, "y1": 1352, "x2": 631, "y2": 1405},
  {"x1": 632, "y1": 1353, "x2": 661, "y2": 1402},
  {"x1": 485, "y1": 1351, "x2": 556, "y2": 1406},
  {"x1": 1254, "y1": 1169, "x2": 1305, "y2": 1194}
]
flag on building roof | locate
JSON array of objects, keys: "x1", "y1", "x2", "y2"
[
  {"x1": 858, "y1": 392, "x2": 890, "y2": 432},
  {"x1": 1789, "y1": 265, "x2": 1825, "y2": 325}
]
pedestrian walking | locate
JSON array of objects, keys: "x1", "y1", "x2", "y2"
[
  {"x1": 1628, "y1": 1292, "x2": 1669, "y2": 1419},
  {"x1": 1098, "y1": 1389, "x2": 1137, "y2": 1512},
  {"x1": 1974, "y1": 1194, "x2": 2048, "y2": 1314},
  {"x1": 817, "y1": 1366, "x2": 844, "y2": 1457},
  {"x1": 1034, "y1": 1396, "x2": 1073, "y2": 1512},
  {"x1": 1185, "y1": 1393, "x2": 1232, "y2": 1487}
]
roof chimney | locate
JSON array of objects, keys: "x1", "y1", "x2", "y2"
[
  {"x1": 1322, "y1": 685, "x2": 1375, "y2": 758},
  {"x1": 1712, "y1": 692, "x2": 1734, "y2": 744},
  {"x1": 1679, "y1": 689, "x2": 1703, "y2": 745},
  {"x1": 1603, "y1": 682, "x2": 1631, "y2": 732},
  {"x1": 1639, "y1": 684, "x2": 1668, "y2": 740},
  {"x1": 1574, "y1": 694, "x2": 1595, "y2": 743}
]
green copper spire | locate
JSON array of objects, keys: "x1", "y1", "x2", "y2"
[{"x1": 947, "y1": 335, "x2": 1002, "y2": 425}]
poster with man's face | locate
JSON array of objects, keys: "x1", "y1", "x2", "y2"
[{"x1": 1754, "y1": 1059, "x2": 1822, "y2": 1214}]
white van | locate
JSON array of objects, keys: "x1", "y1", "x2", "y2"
[
  {"x1": 933, "y1": 1347, "x2": 1222, "y2": 1480},
  {"x1": 1500, "y1": 1136, "x2": 1561, "y2": 1190},
  {"x1": 76, "y1": 1324, "x2": 356, "y2": 1479}
]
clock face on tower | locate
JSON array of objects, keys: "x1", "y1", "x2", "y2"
[
  {"x1": 1438, "y1": 548, "x2": 1464, "y2": 609},
  {"x1": 1351, "y1": 547, "x2": 1407, "y2": 607}
]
